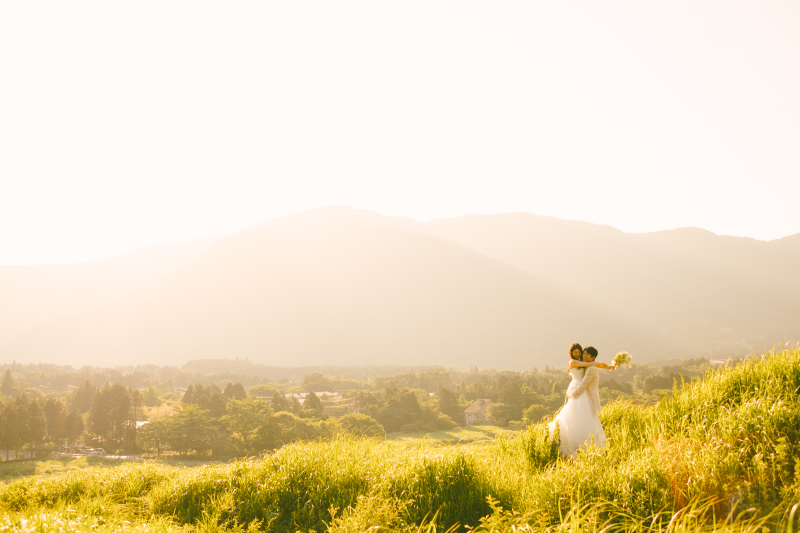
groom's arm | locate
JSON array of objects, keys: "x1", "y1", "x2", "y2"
[
  {"x1": 570, "y1": 360, "x2": 606, "y2": 368},
  {"x1": 569, "y1": 366, "x2": 599, "y2": 399}
]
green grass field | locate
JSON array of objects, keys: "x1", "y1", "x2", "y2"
[
  {"x1": 386, "y1": 425, "x2": 519, "y2": 446},
  {"x1": 0, "y1": 456, "x2": 114, "y2": 484},
  {"x1": 2, "y1": 347, "x2": 800, "y2": 532}
]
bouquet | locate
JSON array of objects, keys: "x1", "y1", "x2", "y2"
[{"x1": 613, "y1": 351, "x2": 632, "y2": 366}]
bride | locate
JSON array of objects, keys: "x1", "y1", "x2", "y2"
[{"x1": 548, "y1": 343, "x2": 614, "y2": 458}]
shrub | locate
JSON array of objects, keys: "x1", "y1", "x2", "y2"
[{"x1": 338, "y1": 414, "x2": 385, "y2": 438}]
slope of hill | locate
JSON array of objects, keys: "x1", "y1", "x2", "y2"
[
  {"x1": 0, "y1": 235, "x2": 223, "y2": 346},
  {"x1": 0, "y1": 211, "x2": 652, "y2": 368},
  {"x1": 1, "y1": 206, "x2": 797, "y2": 367},
  {"x1": 1, "y1": 348, "x2": 797, "y2": 531},
  {"x1": 770, "y1": 231, "x2": 800, "y2": 257},
  {"x1": 422, "y1": 213, "x2": 800, "y2": 358}
]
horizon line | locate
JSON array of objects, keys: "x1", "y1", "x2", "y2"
[{"x1": 2, "y1": 205, "x2": 796, "y2": 267}]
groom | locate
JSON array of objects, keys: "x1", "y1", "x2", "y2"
[{"x1": 568, "y1": 346, "x2": 606, "y2": 415}]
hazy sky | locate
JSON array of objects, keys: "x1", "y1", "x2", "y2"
[{"x1": 2, "y1": 1, "x2": 799, "y2": 265}]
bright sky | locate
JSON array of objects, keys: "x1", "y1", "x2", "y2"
[{"x1": 2, "y1": 1, "x2": 799, "y2": 265}]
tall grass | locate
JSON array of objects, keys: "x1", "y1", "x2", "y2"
[
  {"x1": 1, "y1": 347, "x2": 799, "y2": 532},
  {"x1": 146, "y1": 438, "x2": 504, "y2": 530}
]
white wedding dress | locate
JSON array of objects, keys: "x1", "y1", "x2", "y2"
[{"x1": 548, "y1": 367, "x2": 607, "y2": 458}]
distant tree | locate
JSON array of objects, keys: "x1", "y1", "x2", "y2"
[
  {"x1": 364, "y1": 387, "x2": 420, "y2": 432},
  {"x1": 1, "y1": 370, "x2": 14, "y2": 397},
  {"x1": 0, "y1": 395, "x2": 47, "y2": 456},
  {"x1": 87, "y1": 393, "x2": 110, "y2": 442},
  {"x1": 181, "y1": 384, "x2": 196, "y2": 404},
  {"x1": 0, "y1": 400, "x2": 21, "y2": 457},
  {"x1": 64, "y1": 411, "x2": 84, "y2": 446},
  {"x1": 0, "y1": 401, "x2": 7, "y2": 457},
  {"x1": 436, "y1": 387, "x2": 463, "y2": 425},
  {"x1": 338, "y1": 414, "x2": 384, "y2": 438},
  {"x1": 271, "y1": 412, "x2": 319, "y2": 447},
  {"x1": 184, "y1": 384, "x2": 227, "y2": 417},
  {"x1": 43, "y1": 397, "x2": 68, "y2": 443},
  {"x1": 301, "y1": 391, "x2": 324, "y2": 418},
  {"x1": 289, "y1": 396, "x2": 302, "y2": 414},
  {"x1": 137, "y1": 417, "x2": 171, "y2": 457},
  {"x1": 498, "y1": 381, "x2": 523, "y2": 408},
  {"x1": 223, "y1": 382, "x2": 247, "y2": 402},
  {"x1": 142, "y1": 383, "x2": 162, "y2": 407},
  {"x1": 494, "y1": 382, "x2": 524, "y2": 423},
  {"x1": 222, "y1": 397, "x2": 275, "y2": 455},
  {"x1": 417, "y1": 370, "x2": 452, "y2": 392},
  {"x1": 362, "y1": 387, "x2": 454, "y2": 433},
  {"x1": 601, "y1": 378, "x2": 633, "y2": 395},
  {"x1": 301, "y1": 373, "x2": 333, "y2": 392},
  {"x1": 271, "y1": 392, "x2": 292, "y2": 413},
  {"x1": 198, "y1": 385, "x2": 227, "y2": 417},
  {"x1": 248, "y1": 384, "x2": 278, "y2": 397},
  {"x1": 25, "y1": 397, "x2": 47, "y2": 448},
  {"x1": 487, "y1": 402, "x2": 520, "y2": 427},
  {"x1": 522, "y1": 404, "x2": 549, "y2": 424},
  {"x1": 643, "y1": 373, "x2": 679, "y2": 394},
  {"x1": 72, "y1": 380, "x2": 96, "y2": 414},
  {"x1": 108, "y1": 384, "x2": 132, "y2": 441},
  {"x1": 166, "y1": 405, "x2": 215, "y2": 455},
  {"x1": 88, "y1": 383, "x2": 131, "y2": 442},
  {"x1": 519, "y1": 384, "x2": 545, "y2": 410}
]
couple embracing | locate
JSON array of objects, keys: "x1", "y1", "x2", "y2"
[{"x1": 548, "y1": 343, "x2": 616, "y2": 458}]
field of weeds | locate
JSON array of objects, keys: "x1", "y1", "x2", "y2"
[{"x1": 2, "y1": 348, "x2": 800, "y2": 532}]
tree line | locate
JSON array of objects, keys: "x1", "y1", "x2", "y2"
[{"x1": 0, "y1": 357, "x2": 721, "y2": 458}]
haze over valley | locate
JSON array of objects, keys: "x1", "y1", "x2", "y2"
[{"x1": 2, "y1": 207, "x2": 797, "y2": 369}]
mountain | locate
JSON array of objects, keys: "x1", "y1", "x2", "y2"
[
  {"x1": 421, "y1": 213, "x2": 800, "y2": 358},
  {"x1": 0, "y1": 208, "x2": 651, "y2": 369},
  {"x1": 770, "y1": 232, "x2": 800, "y2": 258},
  {"x1": 0, "y1": 236, "x2": 223, "y2": 346},
  {"x1": 1, "y1": 206, "x2": 797, "y2": 368}
]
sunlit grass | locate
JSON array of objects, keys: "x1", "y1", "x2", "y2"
[
  {"x1": 1, "y1": 347, "x2": 799, "y2": 531},
  {"x1": 0, "y1": 456, "x2": 129, "y2": 484},
  {"x1": 386, "y1": 425, "x2": 519, "y2": 446}
]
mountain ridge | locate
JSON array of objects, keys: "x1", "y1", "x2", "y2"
[
  {"x1": 1, "y1": 206, "x2": 797, "y2": 367},
  {"x1": 1, "y1": 223, "x2": 654, "y2": 368}
]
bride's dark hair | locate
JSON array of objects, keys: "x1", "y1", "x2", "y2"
[{"x1": 569, "y1": 343, "x2": 583, "y2": 360}]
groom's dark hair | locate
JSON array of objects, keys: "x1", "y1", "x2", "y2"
[
  {"x1": 584, "y1": 346, "x2": 598, "y2": 359},
  {"x1": 569, "y1": 343, "x2": 583, "y2": 359}
]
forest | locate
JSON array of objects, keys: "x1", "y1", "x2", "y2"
[{"x1": 0, "y1": 356, "x2": 724, "y2": 459}]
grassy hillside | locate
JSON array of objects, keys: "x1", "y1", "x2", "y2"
[{"x1": 2, "y1": 347, "x2": 799, "y2": 532}]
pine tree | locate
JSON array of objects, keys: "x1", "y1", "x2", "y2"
[
  {"x1": 107, "y1": 384, "x2": 132, "y2": 441},
  {"x1": 88, "y1": 387, "x2": 111, "y2": 442},
  {"x1": 43, "y1": 397, "x2": 68, "y2": 443},
  {"x1": 72, "y1": 380, "x2": 96, "y2": 413},
  {"x1": 223, "y1": 382, "x2": 247, "y2": 402},
  {"x1": 436, "y1": 386, "x2": 463, "y2": 425},
  {"x1": 25, "y1": 397, "x2": 47, "y2": 449},
  {"x1": 182, "y1": 384, "x2": 196, "y2": 404},
  {"x1": 64, "y1": 411, "x2": 85, "y2": 445},
  {"x1": 1, "y1": 370, "x2": 14, "y2": 397},
  {"x1": 498, "y1": 381, "x2": 523, "y2": 408},
  {"x1": 271, "y1": 392, "x2": 291, "y2": 413},
  {"x1": 196, "y1": 385, "x2": 227, "y2": 417},
  {"x1": 302, "y1": 391, "x2": 324, "y2": 417},
  {"x1": 1, "y1": 400, "x2": 23, "y2": 457},
  {"x1": 143, "y1": 383, "x2": 161, "y2": 407}
]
